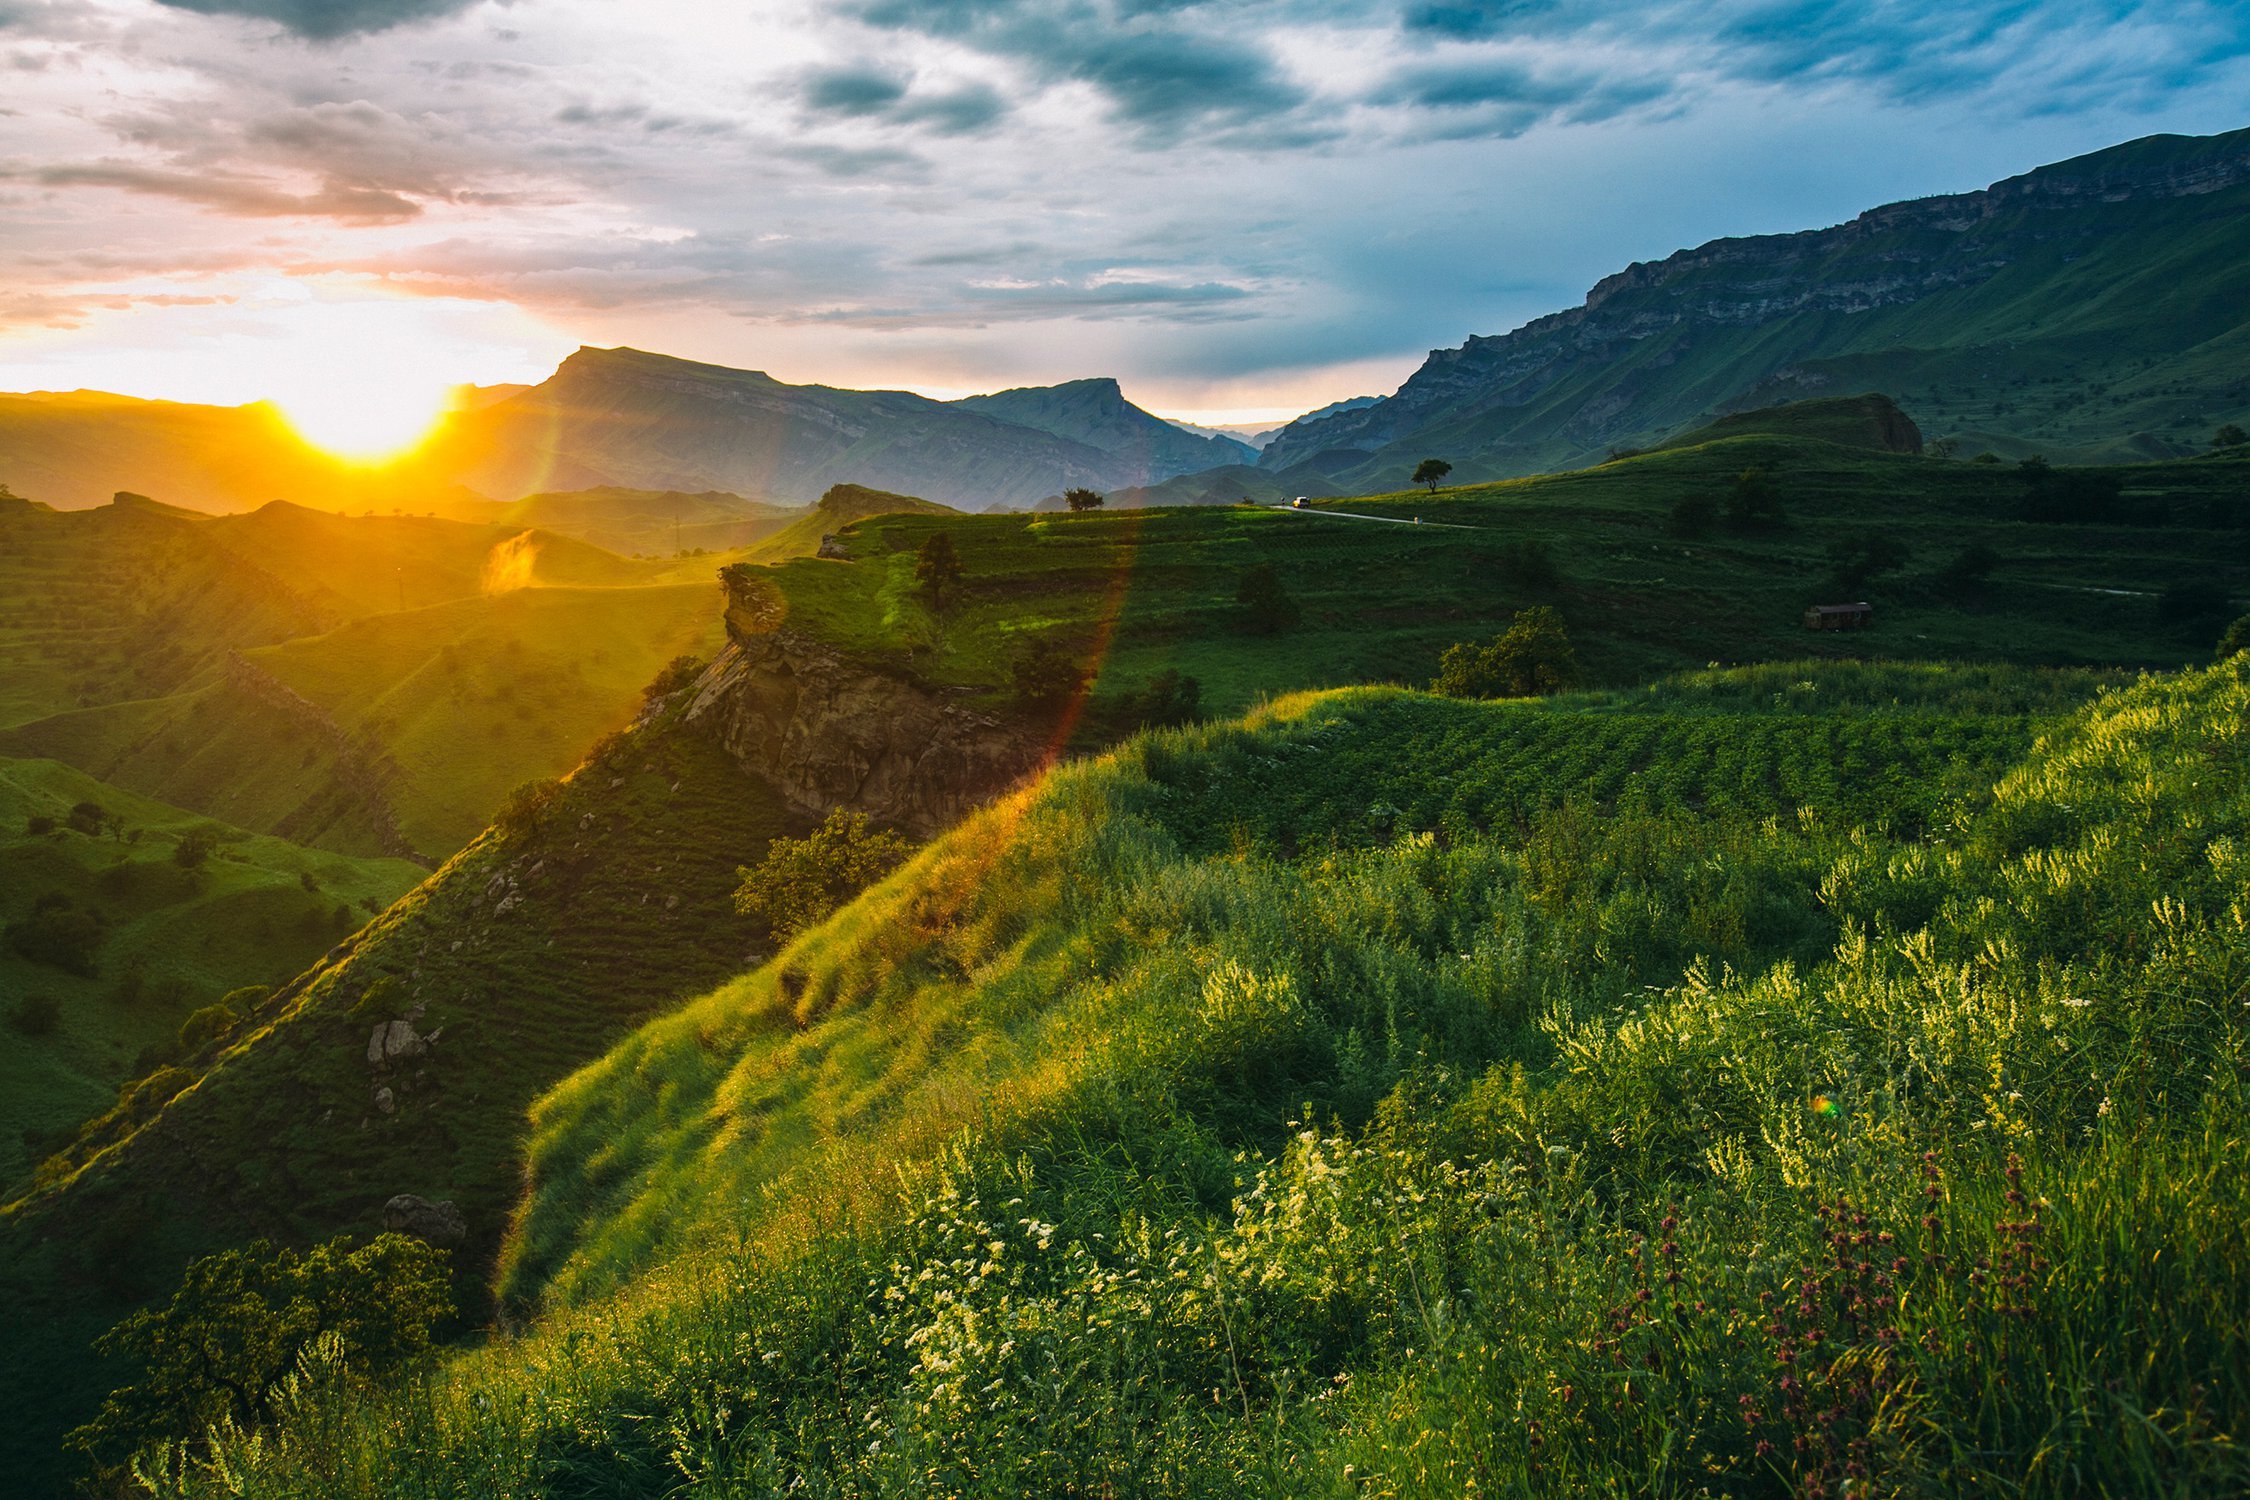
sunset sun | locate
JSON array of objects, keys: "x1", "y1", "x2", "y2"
[{"x1": 273, "y1": 378, "x2": 453, "y2": 463}]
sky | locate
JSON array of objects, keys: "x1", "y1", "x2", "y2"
[{"x1": 0, "y1": 0, "x2": 2245, "y2": 442}]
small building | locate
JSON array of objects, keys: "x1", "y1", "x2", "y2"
[{"x1": 1803, "y1": 601, "x2": 1874, "y2": 631}]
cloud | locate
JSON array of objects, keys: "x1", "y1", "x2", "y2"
[
  {"x1": 24, "y1": 163, "x2": 422, "y2": 220},
  {"x1": 152, "y1": 0, "x2": 485, "y2": 41},
  {"x1": 801, "y1": 65, "x2": 911, "y2": 118}
]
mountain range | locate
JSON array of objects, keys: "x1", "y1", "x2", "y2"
[{"x1": 1255, "y1": 126, "x2": 2250, "y2": 488}]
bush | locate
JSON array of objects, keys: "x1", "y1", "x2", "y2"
[
  {"x1": 1432, "y1": 605, "x2": 1583, "y2": 699},
  {"x1": 643, "y1": 654, "x2": 706, "y2": 702},
  {"x1": 177, "y1": 1003, "x2": 240, "y2": 1053},
  {"x1": 67, "y1": 801, "x2": 108, "y2": 837},
  {"x1": 7, "y1": 893, "x2": 104, "y2": 977},
  {"x1": 1236, "y1": 563, "x2": 1301, "y2": 634},
  {"x1": 734, "y1": 809, "x2": 913, "y2": 944},
  {"x1": 1124, "y1": 669, "x2": 1202, "y2": 730},
  {"x1": 2219, "y1": 614, "x2": 2250, "y2": 659},
  {"x1": 496, "y1": 778, "x2": 564, "y2": 836},
  {"x1": 7, "y1": 993, "x2": 61, "y2": 1037},
  {"x1": 25, "y1": 813, "x2": 55, "y2": 836}
]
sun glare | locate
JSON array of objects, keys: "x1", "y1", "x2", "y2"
[{"x1": 276, "y1": 380, "x2": 453, "y2": 464}]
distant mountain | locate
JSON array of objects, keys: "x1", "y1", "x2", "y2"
[
  {"x1": 952, "y1": 377, "x2": 1257, "y2": 481},
  {"x1": 1260, "y1": 127, "x2": 2250, "y2": 488},
  {"x1": 421, "y1": 348, "x2": 1139, "y2": 511},
  {"x1": 0, "y1": 392, "x2": 377, "y2": 514}
]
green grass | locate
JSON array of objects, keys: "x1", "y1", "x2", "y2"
[
  {"x1": 0, "y1": 759, "x2": 422, "y2": 1195},
  {"x1": 123, "y1": 657, "x2": 2250, "y2": 1498}
]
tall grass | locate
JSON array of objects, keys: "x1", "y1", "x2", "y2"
[{"x1": 142, "y1": 661, "x2": 2250, "y2": 1497}]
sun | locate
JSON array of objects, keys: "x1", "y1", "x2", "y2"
[{"x1": 275, "y1": 379, "x2": 454, "y2": 464}]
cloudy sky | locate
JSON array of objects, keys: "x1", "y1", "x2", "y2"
[{"x1": 0, "y1": 0, "x2": 2245, "y2": 431}]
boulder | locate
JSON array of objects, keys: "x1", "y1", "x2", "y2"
[{"x1": 381, "y1": 1193, "x2": 467, "y2": 1249}]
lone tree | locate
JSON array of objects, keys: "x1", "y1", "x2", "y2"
[
  {"x1": 1236, "y1": 562, "x2": 1301, "y2": 634},
  {"x1": 1064, "y1": 487, "x2": 1106, "y2": 513},
  {"x1": 733, "y1": 809, "x2": 912, "y2": 944},
  {"x1": 1011, "y1": 637, "x2": 1085, "y2": 710},
  {"x1": 1412, "y1": 458, "x2": 1452, "y2": 494},
  {"x1": 2215, "y1": 423, "x2": 2249, "y2": 450},
  {"x1": 1432, "y1": 605, "x2": 1581, "y2": 699},
  {"x1": 915, "y1": 532, "x2": 964, "y2": 614}
]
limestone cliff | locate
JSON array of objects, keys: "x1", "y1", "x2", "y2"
[{"x1": 682, "y1": 569, "x2": 1043, "y2": 837}]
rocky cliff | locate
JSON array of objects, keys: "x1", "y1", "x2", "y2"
[
  {"x1": 683, "y1": 567, "x2": 1042, "y2": 837},
  {"x1": 1260, "y1": 125, "x2": 2250, "y2": 484}
]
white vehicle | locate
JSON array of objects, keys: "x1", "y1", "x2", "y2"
[{"x1": 1291, "y1": 496, "x2": 1310, "y2": 508}]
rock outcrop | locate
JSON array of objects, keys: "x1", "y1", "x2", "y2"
[
  {"x1": 381, "y1": 1194, "x2": 467, "y2": 1249},
  {"x1": 683, "y1": 569, "x2": 1043, "y2": 837}
]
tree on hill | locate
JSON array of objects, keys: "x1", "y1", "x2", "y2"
[
  {"x1": 1064, "y1": 487, "x2": 1106, "y2": 513},
  {"x1": 1236, "y1": 563, "x2": 1301, "y2": 634},
  {"x1": 67, "y1": 1234, "x2": 452, "y2": 1483},
  {"x1": 7, "y1": 893, "x2": 103, "y2": 977},
  {"x1": 1011, "y1": 637, "x2": 1085, "y2": 711},
  {"x1": 2215, "y1": 424, "x2": 2248, "y2": 449},
  {"x1": 1725, "y1": 466, "x2": 1785, "y2": 530},
  {"x1": 915, "y1": 532, "x2": 964, "y2": 614},
  {"x1": 1432, "y1": 606, "x2": 1582, "y2": 699},
  {"x1": 733, "y1": 809, "x2": 913, "y2": 945},
  {"x1": 1125, "y1": 668, "x2": 1202, "y2": 730},
  {"x1": 1412, "y1": 459, "x2": 1452, "y2": 494},
  {"x1": 172, "y1": 828, "x2": 216, "y2": 870}
]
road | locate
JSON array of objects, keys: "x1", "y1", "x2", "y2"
[{"x1": 1265, "y1": 504, "x2": 1478, "y2": 530}]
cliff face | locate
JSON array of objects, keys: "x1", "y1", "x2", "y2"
[
  {"x1": 683, "y1": 570, "x2": 1042, "y2": 837},
  {"x1": 1260, "y1": 126, "x2": 2250, "y2": 481}
]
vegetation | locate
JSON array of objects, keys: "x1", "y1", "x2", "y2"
[
  {"x1": 914, "y1": 532, "x2": 963, "y2": 615},
  {"x1": 108, "y1": 656, "x2": 2248, "y2": 1497},
  {"x1": 1432, "y1": 606, "x2": 1582, "y2": 698},
  {"x1": 1411, "y1": 458, "x2": 1452, "y2": 493},
  {"x1": 732, "y1": 809, "x2": 913, "y2": 945},
  {"x1": 69, "y1": 1232, "x2": 450, "y2": 1483},
  {"x1": 1064, "y1": 487, "x2": 1107, "y2": 513}
]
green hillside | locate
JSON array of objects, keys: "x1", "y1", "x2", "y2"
[
  {"x1": 0, "y1": 759, "x2": 422, "y2": 1194},
  {"x1": 756, "y1": 435, "x2": 2247, "y2": 735},
  {"x1": 497, "y1": 487, "x2": 801, "y2": 558},
  {"x1": 131, "y1": 656, "x2": 2250, "y2": 1497}
]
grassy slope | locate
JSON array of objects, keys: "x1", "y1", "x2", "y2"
[
  {"x1": 0, "y1": 759, "x2": 423, "y2": 1192},
  {"x1": 0, "y1": 694, "x2": 800, "y2": 1495},
  {"x1": 167, "y1": 658, "x2": 2250, "y2": 1497},
  {"x1": 764, "y1": 436, "x2": 2247, "y2": 732}
]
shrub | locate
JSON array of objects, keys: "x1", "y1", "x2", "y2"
[
  {"x1": 177, "y1": 1003, "x2": 240, "y2": 1053},
  {"x1": 496, "y1": 778, "x2": 564, "y2": 836},
  {"x1": 171, "y1": 829, "x2": 216, "y2": 870},
  {"x1": 1124, "y1": 669, "x2": 1202, "y2": 730},
  {"x1": 915, "y1": 532, "x2": 964, "y2": 614},
  {"x1": 642, "y1": 654, "x2": 706, "y2": 702},
  {"x1": 2219, "y1": 614, "x2": 2250, "y2": 659},
  {"x1": 67, "y1": 801, "x2": 108, "y2": 837},
  {"x1": 25, "y1": 814, "x2": 55, "y2": 836},
  {"x1": 1011, "y1": 638, "x2": 1085, "y2": 710}
]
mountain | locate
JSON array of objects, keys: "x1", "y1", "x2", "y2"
[
  {"x1": 1656, "y1": 393, "x2": 1924, "y2": 455},
  {"x1": 950, "y1": 378, "x2": 1257, "y2": 480},
  {"x1": 0, "y1": 391, "x2": 489, "y2": 516},
  {"x1": 1260, "y1": 127, "x2": 2250, "y2": 488},
  {"x1": 419, "y1": 347, "x2": 1137, "y2": 511}
]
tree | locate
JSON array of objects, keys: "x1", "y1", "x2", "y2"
[
  {"x1": 2217, "y1": 613, "x2": 2250, "y2": 659},
  {"x1": 172, "y1": 828, "x2": 216, "y2": 870},
  {"x1": 68, "y1": 1234, "x2": 452, "y2": 1481},
  {"x1": 1926, "y1": 437, "x2": 1961, "y2": 460},
  {"x1": 1431, "y1": 606, "x2": 1582, "y2": 699},
  {"x1": 733, "y1": 809, "x2": 913, "y2": 944},
  {"x1": 1724, "y1": 466, "x2": 1785, "y2": 530},
  {"x1": 1011, "y1": 637, "x2": 1085, "y2": 710},
  {"x1": 1412, "y1": 458, "x2": 1452, "y2": 494},
  {"x1": 1063, "y1": 487, "x2": 1106, "y2": 513},
  {"x1": 2213, "y1": 423, "x2": 2247, "y2": 450},
  {"x1": 915, "y1": 532, "x2": 964, "y2": 614},
  {"x1": 67, "y1": 801, "x2": 109, "y2": 837},
  {"x1": 1236, "y1": 563, "x2": 1301, "y2": 634}
]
